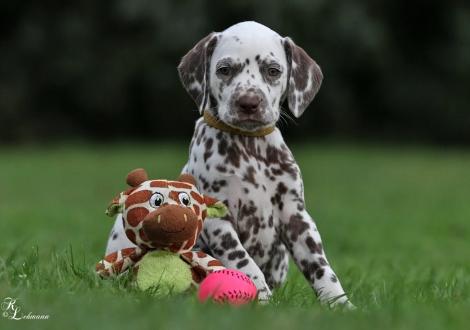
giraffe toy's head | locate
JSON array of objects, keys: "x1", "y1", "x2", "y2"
[{"x1": 107, "y1": 168, "x2": 227, "y2": 254}]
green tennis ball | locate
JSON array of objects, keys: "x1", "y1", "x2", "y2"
[{"x1": 136, "y1": 251, "x2": 193, "y2": 296}]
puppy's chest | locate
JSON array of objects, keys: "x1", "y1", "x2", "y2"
[{"x1": 187, "y1": 124, "x2": 301, "y2": 223}]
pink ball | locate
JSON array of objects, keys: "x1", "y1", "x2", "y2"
[{"x1": 198, "y1": 269, "x2": 258, "y2": 305}]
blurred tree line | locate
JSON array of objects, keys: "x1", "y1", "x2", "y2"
[{"x1": 1, "y1": 0, "x2": 469, "y2": 144}]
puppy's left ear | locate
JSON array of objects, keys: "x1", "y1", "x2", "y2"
[
  {"x1": 178, "y1": 32, "x2": 219, "y2": 113},
  {"x1": 283, "y1": 37, "x2": 323, "y2": 118}
]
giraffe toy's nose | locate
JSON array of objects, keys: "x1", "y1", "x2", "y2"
[{"x1": 142, "y1": 205, "x2": 199, "y2": 244}]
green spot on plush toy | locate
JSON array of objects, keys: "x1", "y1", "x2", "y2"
[{"x1": 96, "y1": 168, "x2": 228, "y2": 295}]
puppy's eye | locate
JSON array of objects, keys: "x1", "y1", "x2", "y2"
[
  {"x1": 216, "y1": 66, "x2": 232, "y2": 76},
  {"x1": 178, "y1": 192, "x2": 191, "y2": 206},
  {"x1": 267, "y1": 67, "x2": 281, "y2": 76},
  {"x1": 149, "y1": 193, "x2": 164, "y2": 208}
]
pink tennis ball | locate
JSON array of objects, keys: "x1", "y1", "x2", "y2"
[{"x1": 198, "y1": 269, "x2": 257, "y2": 305}]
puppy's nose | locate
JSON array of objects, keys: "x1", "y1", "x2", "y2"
[{"x1": 237, "y1": 94, "x2": 261, "y2": 114}]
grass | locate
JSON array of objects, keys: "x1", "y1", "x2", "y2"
[{"x1": 0, "y1": 142, "x2": 469, "y2": 329}]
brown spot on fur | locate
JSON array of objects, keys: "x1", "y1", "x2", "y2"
[
  {"x1": 216, "y1": 165, "x2": 227, "y2": 172},
  {"x1": 218, "y1": 138, "x2": 228, "y2": 155},
  {"x1": 126, "y1": 207, "x2": 149, "y2": 227},
  {"x1": 286, "y1": 213, "x2": 309, "y2": 241},
  {"x1": 125, "y1": 190, "x2": 152, "y2": 208},
  {"x1": 300, "y1": 260, "x2": 320, "y2": 282},
  {"x1": 211, "y1": 179, "x2": 227, "y2": 192},
  {"x1": 190, "y1": 191, "x2": 204, "y2": 204},
  {"x1": 240, "y1": 201, "x2": 257, "y2": 218},
  {"x1": 228, "y1": 250, "x2": 246, "y2": 260},
  {"x1": 236, "y1": 259, "x2": 249, "y2": 268},
  {"x1": 247, "y1": 242, "x2": 265, "y2": 258},
  {"x1": 150, "y1": 180, "x2": 168, "y2": 188},
  {"x1": 226, "y1": 143, "x2": 241, "y2": 168},
  {"x1": 169, "y1": 181, "x2": 193, "y2": 189},
  {"x1": 208, "y1": 260, "x2": 223, "y2": 267},
  {"x1": 197, "y1": 251, "x2": 206, "y2": 258},
  {"x1": 242, "y1": 166, "x2": 259, "y2": 188},
  {"x1": 168, "y1": 190, "x2": 180, "y2": 203},
  {"x1": 306, "y1": 236, "x2": 323, "y2": 254},
  {"x1": 121, "y1": 248, "x2": 135, "y2": 258},
  {"x1": 319, "y1": 257, "x2": 328, "y2": 266},
  {"x1": 125, "y1": 229, "x2": 136, "y2": 244},
  {"x1": 104, "y1": 252, "x2": 118, "y2": 263},
  {"x1": 221, "y1": 233, "x2": 238, "y2": 249},
  {"x1": 204, "y1": 138, "x2": 214, "y2": 162},
  {"x1": 315, "y1": 268, "x2": 325, "y2": 279},
  {"x1": 239, "y1": 231, "x2": 249, "y2": 244},
  {"x1": 190, "y1": 265, "x2": 207, "y2": 283}
]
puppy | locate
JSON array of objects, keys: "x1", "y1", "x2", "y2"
[{"x1": 106, "y1": 21, "x2": 352, "y2": 307}]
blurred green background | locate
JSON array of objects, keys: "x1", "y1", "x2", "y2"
[{"x1": 1, "y1": 0, "x2": 469, "y2": 144}]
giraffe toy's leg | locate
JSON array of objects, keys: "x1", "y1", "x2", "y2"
[
  {"x1": 96, "y1": 247, "x2": 144, "y2": 277},
  {"x1": 180, "y1": 251, "x2": 225, "y2": 285}
]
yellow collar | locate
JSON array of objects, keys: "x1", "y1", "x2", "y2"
[{"x1": 203, "y1": 111, "x2": 275, "y2": 137}]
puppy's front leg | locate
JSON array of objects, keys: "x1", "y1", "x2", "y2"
[
  {"x1": 199, "y1": 218, "x2": 272, "y2": 301},
  {"x1": 280, "y1": 208, "x2": 353, "y2": 308}
]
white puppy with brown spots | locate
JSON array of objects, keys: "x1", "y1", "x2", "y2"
[{"x1": 106, "y1": 21, "x2": 353, "y2": 308}]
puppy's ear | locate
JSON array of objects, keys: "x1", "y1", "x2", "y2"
[
  {"x1": 283, "y1": 37, "x2": 323, "y2": 118},
  {"x1": 178, "y1": 32, "x2": 219, "y2": 113}
]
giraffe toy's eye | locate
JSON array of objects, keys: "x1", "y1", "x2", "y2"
[
  {"x1": 149, "y1": 193, "x2": 164, "y2": 208},
  {"x1": 178, "y1": 192, "x2": 191, "y2": 206}
]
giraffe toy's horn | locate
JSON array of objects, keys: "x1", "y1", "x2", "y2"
[
  {"x1": 126, "y1": 168, "x2": 149, "y2": 187},
  {"x1": 178, "y1": 173, "x2": 197, "y2": 185}
]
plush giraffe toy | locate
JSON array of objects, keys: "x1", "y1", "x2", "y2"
[{"x1": 96, "y1": 168, "x2": 228, "y2": 294}]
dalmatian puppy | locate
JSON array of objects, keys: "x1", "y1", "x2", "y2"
[{"x1": 106, "y1": 21, "x2": 353, "y2": 307}]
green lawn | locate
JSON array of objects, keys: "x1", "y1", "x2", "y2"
[{"x1": 1, "y1": 142, "x2": 469, "y2": 329}]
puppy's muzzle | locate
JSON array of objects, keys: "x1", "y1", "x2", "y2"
[{"x1": 236, "y1": 93, "x2": 262, "y2": 115}]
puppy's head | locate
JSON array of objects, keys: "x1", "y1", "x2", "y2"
[{"x1": 178, "y1": 21, "x2": 323, "y2": 132}]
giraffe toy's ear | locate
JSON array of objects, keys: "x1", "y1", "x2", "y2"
[
  {"x1": 204, "y1": 195, "x2": 228, "y2": 218},
  {"x1": 105, "y1": 191, "x2": 129, "y2": 217},
  {"x1": 126, "y1": 168, "x2": 149, "y2": 187},
  {"x1": 106, "y1": 168, "x2": 147, "y2": 217}
]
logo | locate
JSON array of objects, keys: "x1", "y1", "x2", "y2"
[{"x1": 1, "y1": 297, "x2": 50, "y2": 320}]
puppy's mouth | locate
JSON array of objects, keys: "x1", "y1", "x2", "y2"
[{"x1": 223, "y1": 112, "x2": 274, "y2": 131}]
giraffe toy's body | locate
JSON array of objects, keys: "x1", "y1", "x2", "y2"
[{"x1": 96, "y1": 168, "x2": 227, "y2": 288}]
